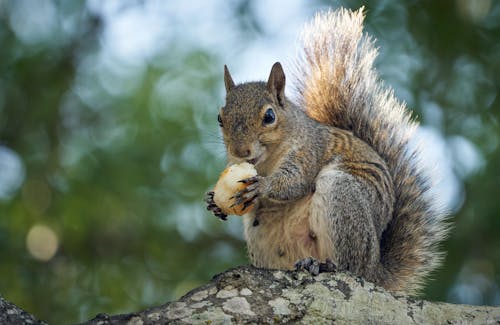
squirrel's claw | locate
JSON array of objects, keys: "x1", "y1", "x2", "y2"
[
  {"x1": 205, "y1": 191, "x2": 228, "y2": 221},
  {"x1": 232, "y1": 185, "x2": 258, "y2": 205},
  {"x1": 231, "y1": 176, "x2": 261, "y2": 208},
  {"x1": 319, "y1": 258, "x2": 337, "y2": 272},
  {"x1": 295, "y1": 257, "x2": 320, "y2": 275},
  {"x1": 238, "y1": 176, "x2": 259, "y2": 185},
  {"x1": 294, "y1": 257, "x2": 337, "y2": 276},
  {"x1": 242, "y1": 196, "x2": 257, "y2": 210}
]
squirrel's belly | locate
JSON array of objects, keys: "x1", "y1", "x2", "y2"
[{"x1": 243, "y1": 195, "x2": 333, "y2": 269}]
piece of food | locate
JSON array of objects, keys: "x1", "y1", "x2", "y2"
[{"x1": 213, "y1": 162, "x2": 258, "y2": 216}]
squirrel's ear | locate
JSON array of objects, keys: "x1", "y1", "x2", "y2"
[
  {"x1": 267, "y1": 62, "x2": 286, "y2": 106},
  {"x1": 224, "y1": 65, "x2": 235, "y2": 93}
]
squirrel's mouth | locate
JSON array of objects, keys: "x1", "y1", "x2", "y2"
[
  {"x1": 247, "y1": 154, "x2": 263, "y2": 166},
  {"x1": 247, "y1": 157, "x2": 258, "y2": 165}
]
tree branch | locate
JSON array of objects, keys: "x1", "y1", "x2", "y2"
[
  {"x1": 0, "y1": 294, "x2": 48, "y2": 325},
  {"x1": 78, "y1": 265, "x2": 500, "y2": 324},
  {"x1": 2, "y1": 265, "x2": 499, "y2": 324}
]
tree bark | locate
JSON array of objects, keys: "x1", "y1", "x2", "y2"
[
  {"x1": 2, "y1": 265, "x2": 499, "y2": 324},
  {"x1": 80, "y1": 265, "x2": 499, "y2": 325},
  {"x1": 0, "y1": 294, "x2": 48, "y2": 325}
]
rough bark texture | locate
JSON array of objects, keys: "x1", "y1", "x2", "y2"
[
  {"x1": 0, "y1": 294, "x2": 48, "y2": 325},
  {"x1": 79, "y1": 266, "x2": 498, "y2": 325},
  {"x1": 2, "y1": 266, "x2": 500, "y2": 324}
]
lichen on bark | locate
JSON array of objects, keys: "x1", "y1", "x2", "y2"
[{"x1": 2, "y1": 266, "x2": 499, "y2": 324}]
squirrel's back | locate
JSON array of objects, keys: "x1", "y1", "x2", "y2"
[{"x1": 294, "y1": 8, "x2": 449, "y2": 294}]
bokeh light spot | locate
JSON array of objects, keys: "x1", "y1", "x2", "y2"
[
  {"x1": 26, "y1": 224, "x2": 59, "y2": 261},
  {"x1": 457, "y1": 0, "x2": 491, "y2": 22},
  {"x1": 0, "y1": 146, "x2": 25, "y2": 201}
]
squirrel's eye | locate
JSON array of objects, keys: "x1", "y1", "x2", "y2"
[
  {"x1": 217, "y1": 114, "x2": 223, "y2": 127},
  {"x1": 262, "y1": 108, "x2": 276, "y2": 125}
]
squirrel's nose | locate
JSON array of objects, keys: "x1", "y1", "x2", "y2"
[{"x1": 233, "y1": 146, "x2": 251, "y2": 159}]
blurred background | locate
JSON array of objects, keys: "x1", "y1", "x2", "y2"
[{"x1": 0, "y1": 0, "x2": 498, "y2": 323}]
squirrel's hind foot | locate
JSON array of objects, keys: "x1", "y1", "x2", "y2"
[{"x1": 294, "y1": 257, "x2": 337, "y2": 276}]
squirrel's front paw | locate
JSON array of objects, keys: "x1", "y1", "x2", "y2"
[
  {"x1": 231, "y1": 176, "x2": 260, "y2": 211},
  {"x1": 205, "y1": 191, "x2": 228, "y2": 220}
]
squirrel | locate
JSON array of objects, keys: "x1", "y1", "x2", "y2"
[{"x1": 205, "y1": 7, "x2": 448, "y2": 294}]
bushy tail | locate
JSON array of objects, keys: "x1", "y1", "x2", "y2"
[{"x1": 294, "y1": 7, "x2": 449, "y2": 294}]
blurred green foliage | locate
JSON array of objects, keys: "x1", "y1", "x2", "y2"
[{"x1": 0, "y1": 0, "x2": 498, "y2": 324}]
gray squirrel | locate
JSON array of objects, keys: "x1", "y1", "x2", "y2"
[{"x1": 206, "y1": 7, "x2": 448, "y2": 294}]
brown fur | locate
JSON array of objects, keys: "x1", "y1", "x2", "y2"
[
  {"x1": 210, "y1": 7, "x2": 449, "y2": 295},
  {"x1": 294, "y1": 8, "x2": 449, "y2": 293}
]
